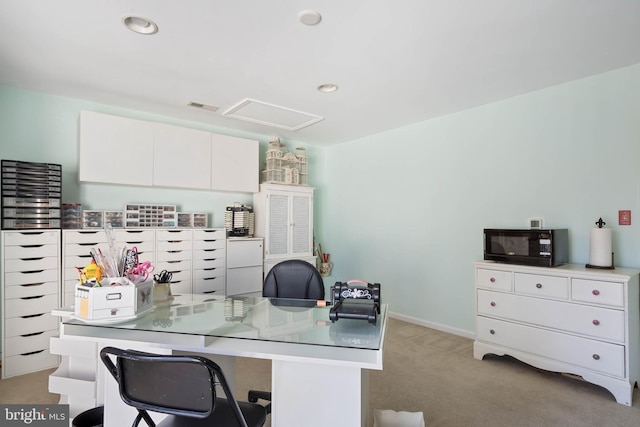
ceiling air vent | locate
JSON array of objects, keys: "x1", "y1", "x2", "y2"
[
  {"x1": 222, "y1": 98, "x2": 323, "y2": 131},
  {"x1": 188, "y1": 102, "x2": 219, "y2": 112}
]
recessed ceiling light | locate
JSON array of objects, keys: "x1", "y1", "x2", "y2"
[
  {"x1": 298, "y1": 10, "x2": 322, "y2": 26},
  {"x1": 317, "y1": 83, "x2": 338, "y2": 93},
  {"x1": 122, "y1": 15, "x2": 158, "y2": 35}
]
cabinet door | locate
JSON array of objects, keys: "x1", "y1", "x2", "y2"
[
  {"x1": 153, "y1": 122, "x2": 211, "y2": 189},
  {"x1": 290, "y1": 192, "x2": 313, "y2": 256},
  {"x1": 210, "y1": 134, "x2": 259, "y2": 193},
  {"x1": 79, "y1": 110, "x2": 154, "y2": 186},
  {"x1": 266, "y1": 192, "x2": 290, "y2": 257}
]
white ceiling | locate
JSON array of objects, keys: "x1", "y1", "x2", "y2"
[{"x1": 1, "y1": 0, "x2": 639, "y2": 147}]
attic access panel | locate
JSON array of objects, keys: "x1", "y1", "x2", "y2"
[{"x1": 222, "y1": 98, "x2": 323, "y2": 131}]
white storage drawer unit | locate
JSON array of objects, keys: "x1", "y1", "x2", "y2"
[
  {"x1": 474, "y1": 261, "x2": 640, "y2": 405},
  {"x1": 155, "y1": 229, "x2": 193, "y2": 295},
  {"x1": 1, "y1": 230, "x2": 61, "y2": 378},
  {"x1": 226, "y1": 238, "x2": 263, "y2": 296},
  {"x1": 193, "y1": 229, "x2": 226, "y2": 295}
]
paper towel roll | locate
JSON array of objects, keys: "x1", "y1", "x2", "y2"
[{"x1": 589, "y1": 228, "x2": 612, "y2": 267}]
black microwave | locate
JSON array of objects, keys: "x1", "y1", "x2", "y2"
[{"x1": 483, "y1": 229, "x2": 569, "y2": 267}]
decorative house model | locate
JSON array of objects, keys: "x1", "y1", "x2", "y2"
[{"x1": 262, "y1": 138, "x2": 309, "y2": 185}]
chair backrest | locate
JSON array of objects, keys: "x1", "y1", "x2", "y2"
[
  {"x1": 100, "y1": 346, "x2": 248, "y2": 426},
  {"x1": 263, "y1": 259, "x2": 325, "y2": 300}
]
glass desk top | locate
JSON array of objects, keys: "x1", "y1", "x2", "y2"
[{"x1": 61, "y1": 294, "x2": 387, "y2": 351}]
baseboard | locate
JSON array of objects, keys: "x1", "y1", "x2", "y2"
[{"x1": 388, "y1": 311, "x2": 475, "y2": 340}]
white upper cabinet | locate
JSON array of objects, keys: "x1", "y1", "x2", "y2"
[
  {"x1": 79, "y1": 110, "x2": 154, "y2": 186},
  {"x1": 210, "y1": 133, "x2": 259, "y2": 193},
  {"x1": 78, "y1": 111, "x2": 258, "y2": 193},
  {"x1": 153, "y1": 122, "x2": 212, "y2": 189}
]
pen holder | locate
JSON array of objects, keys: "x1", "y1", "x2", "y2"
[
  {"x1": 319, "y1": 262, "x2": 333, "y2": 277},
  {"x1": 153, "y1": 280, "x2": 173, "y2": 303}
]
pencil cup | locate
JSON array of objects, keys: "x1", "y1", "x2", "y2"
[
  {"x1": 153, "y1": 280, "x2": 173, "y2": 303},
  {"x1": 319, "y1": 262, "x2": 333, "y2": 277}
]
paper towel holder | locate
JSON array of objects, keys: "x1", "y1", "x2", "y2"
[{"x1": 586, "y1": 217, "x2": 615, "y2": 270}]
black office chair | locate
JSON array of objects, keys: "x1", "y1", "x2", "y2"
[
  {"x1": 248, "y1": 259, "x2": 325, "y2": 408},
  {"x1": 100, "y1": 346, "x2": 268, "y2": 427},
  {"x1": 262, "y1": 259, "x2": 325, "y2": 300}
]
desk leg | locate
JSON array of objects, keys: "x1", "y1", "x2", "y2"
[{"x1": 271, "y1": 360, "x2": 369, "y2": 427}]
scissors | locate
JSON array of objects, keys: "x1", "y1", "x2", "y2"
[{"x1": 154, "y1": 270, "x2": 173, "y2": 283}]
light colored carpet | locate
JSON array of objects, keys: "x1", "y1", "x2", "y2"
[{"x1": 3, "y1": 317, "x2": 640, "y2": 426}]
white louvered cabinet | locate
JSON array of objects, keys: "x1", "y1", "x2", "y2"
[
  {"x1": 1, "y1": 230, "x2": 60, "y2": 378},
  {"x1": 253, "y1": 183, "x2": 316, "y2": 274},
  {"x1": 473, "y1": 261, "x2": 640, "y2": 406}
]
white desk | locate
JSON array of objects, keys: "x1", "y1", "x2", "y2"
[{"x1": 50, "y1": 294, "x2": 387, "y2": 427}]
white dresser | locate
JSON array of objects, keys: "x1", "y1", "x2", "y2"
[
  {"x1": 1, "y1": 230, "x2": 60, "y2": 378},
  {"x1": 474, "y1": 261, "x2": 640, "y2": 405}
]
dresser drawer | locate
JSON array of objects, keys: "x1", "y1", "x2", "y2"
[
  {"x1": 194, "y1": 267, "x2": 225, "y2": 281},
  {"x1": 5, "y1": 269, "x2": 59, "y2": 286},
  {"x1": 477, "y1": 268, "x2": 512, "y2": 291},
  {"x1": 476, "y1": 316, "x2": 625, "y2": 378},
  {"x1": 515, "y1": 273, "x2": 569, "y2": 299},
  {"x1": 156, "y1": 229, "x2": 192, "y2": 241},
  {"x1": 157, "y1": 240, "x2": 192, "y2": 252},
  {"x1": 64, "y1": 242, "x2": 109, "y2": 256},
  {"x1": 477, "y1": 289, "x2": 625, "y2": 342},
  {"x1": 4, "y1": 294, "x2": 59, "y2": 318},
  {"x1": 154, "y1": 266, "x2": 191, "y2": 282},
  {"x1": 193, "y1": 276, "x2": 225, "y2": 294},
  {"x1": 193, "y1": 228, "x2": 225, "y2": 240},
  {"x1": 2, "y1": 348, "x2": 59, "y2": 378},
  {"x1": 115, "y1": 229, "x2": 155, "y2": 243},
  {"x1": 4, "y1": 230, "x2": 59, "y2": 245},
  {"x1": 4, "y1": 256, "x2": 59, "y2": 272},
  {"x1": 572, "y1": 279, "x2": 624, "y2": 307},
  {"x1": 4, "y1": 312, "x2": 59, "y2": 338},
  {"x1": 193, "y1": 238, "x2": 226, "y2": 250},
  {"x1": 64, "y1": 230, "x2": 107, "y2": 244},
  {"x1": 157, "y1": 250, "x2": 191, "y2": 262},
  {"x1": 169, "y1": 279, "x2": 192, "y2": 295},
  {"x1": 4, "y1": 329, "x2": 58, "y2": 357},
  {"x1": 4, "y1": 281, "x2": 58, "y2": 299},
  {"x1": 194, "y1": 257, "x2": 225, "y2": 269},
  {"x1": 3, "y1": 243, "x2": 58, "y2": 259}
]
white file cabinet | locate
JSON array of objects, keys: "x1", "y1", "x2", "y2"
[
  {"x1": 155, "y1": 229, "x2": 193, "y2": 295},
  {"x1": 1, "y1": 230, "x2": 60, "y2": 378},
  {"x1": 473, "y1": 261, "x2": 640, "y2": 405},
  {"x1": 193, "y1": 229, "x2": 226, "y2": 295},
  {"x1": 226, "y1": 238, "x2": 263, "y2": 296}
]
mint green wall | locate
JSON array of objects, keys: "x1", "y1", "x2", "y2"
[
  {"x1": 0, "y1": 86, "x2": 320, "y2": 227},
  {"x1": 319, "y1": 64, "x2": 640, "y2": 335},
  {"x1": 2, "y1": 64, "x2": 639, "y2": 337}
]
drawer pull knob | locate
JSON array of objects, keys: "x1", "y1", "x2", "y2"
[
  {"x1": 593, "y1": 320, "x2": 600, "y2": 326},
  {"x1": 490, "y1": 277, "x2": 496, "y2": 283},
  {"x1": 593, "y1": 354, "x2": 600, "y2": 360},
  {"x1": 592, "y1": 290, "x2": 600, "y2": 296},
  {"x1": 536, "y1": 283, "x2": 542, "y2": 289},
  {"x1": 490, "y1": 302, "x2": 496, "y2": 307},
  {"x1": 490, "y1": 329, "x2": 495, "y2": 335}
]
